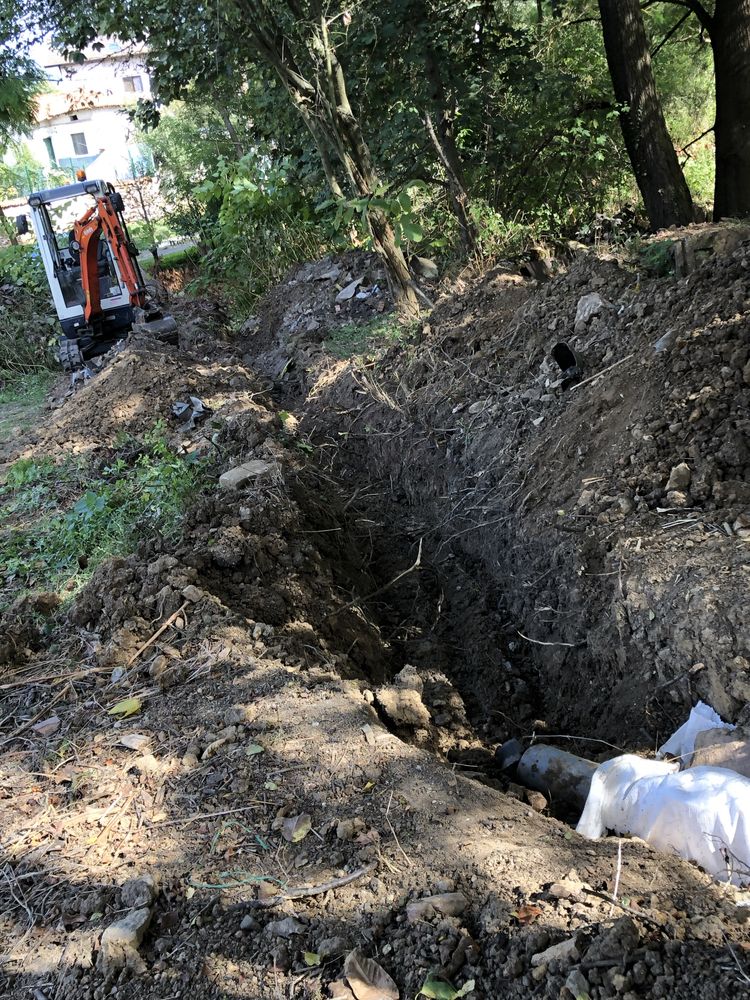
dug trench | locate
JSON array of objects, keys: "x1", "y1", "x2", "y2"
[{"x1": 2, "y1": 237, "x2": 750, "y2": 999}]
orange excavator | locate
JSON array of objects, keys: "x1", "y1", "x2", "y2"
[{"x1": 20, "y1": 177, "x2": 177, "y2": 370}]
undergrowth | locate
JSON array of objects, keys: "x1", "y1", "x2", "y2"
[
  {"x1": 0, "y1": 424, "x2": 210, "y2": 604},
  {"x1": 0, "y1": 246, "x2": 57, "y2": 375},
  {"x1": 0, "y1": 369, "x2": 56, "y2": 405},
  {"x1": 323, "y1": 314, "x2": 419, "y2": 359}
]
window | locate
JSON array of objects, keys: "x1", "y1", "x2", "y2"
[
  {"x1": 43, "y1": 136, "x2": 57, "y2": 166},
  {"x1": 71, "y1": 132, "x2": 88, "y2": 155},
  {"x1": 123, "y1": 76, "x2": 143, "y2": 93}
]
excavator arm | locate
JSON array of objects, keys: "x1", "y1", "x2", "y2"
[{"x1": 73, "y1": 194, "x2": 147, "y2": 325}]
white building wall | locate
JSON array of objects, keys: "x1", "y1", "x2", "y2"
[
  {"x1": 43, "y1": 50, "x2": 152, "y2": 101},
  {"x1": 30, "y1": 108, "x2": 136, "y2": 170}
]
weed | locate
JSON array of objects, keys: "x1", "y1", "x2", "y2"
[
  {"x1": 0, "y1": 430, "x2": 211, "y2": 600},
  {"x1": 323, "y1": 314, "x2": 418, "y2": 360},
  {"x1": 630, "y1": 236, "x2": 675, "y2": 277}
]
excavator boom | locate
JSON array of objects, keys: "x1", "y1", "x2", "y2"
[{"x1": 73, "y1": 194, "x2": 148, "y2": 325}]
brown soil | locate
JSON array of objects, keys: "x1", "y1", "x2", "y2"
[{"x1": 1, "y1": 240, "x2": 750, "y2": 1000}]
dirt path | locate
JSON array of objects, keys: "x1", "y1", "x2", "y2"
[{"x1": 1, "y1": 247, "x2": 750, "y2": 999}]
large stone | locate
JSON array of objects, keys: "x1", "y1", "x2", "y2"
[
  {"x1": 531, "y1": 935, "x2": 580, "y2": 968},
  {"x1": 218, "y1": 460, "x2": 275, "y2": 490},
  {"x1": 120, "y1": 874, "x2": 157, "y2": 909},
  {"x1": 575, "y1": 291, "x2": 606, "y2": 329},
  {"x1": 393, "y1": 663, "x2": 423, "y2": 695},
  {"x1": 406, "y1": 891, "x2": 468, "y2": 923},
  {"x1": 336, "y1": 278, "x2": 363, "y2": 302},
  {"x1": 99, "y1": 907, "x2": 152, "y2": 974},
  {"x1": 375, "y1": 685, "x2": 431, "y2": 727},
  {"x1": 666, "y1": 462, "x2": 692, "y2": 491}
]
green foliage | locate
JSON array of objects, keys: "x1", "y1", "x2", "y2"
[
  {"x1": 128, "y1": 217, "x2": 183, "y2": 250},
  {"x1": 321, "y1": 181, "x2": 427, "y2": 247},
  {"x1": 0, "y1": 243, "x2": 46, "y2": 292},
  {"x1": 323, "y1": 314, "x2": 419, "y2": 360},
  {"x1": 632, "y1": 236, "x2": 676, "y2": 277},
  {"x1": 0, "y1": 427, "x2": 210, "y2": 594},
  {"x1": 0, "y1": 254, "x2": 56, "y2": 375},
  {"x1": 189, "y1": 151, "x2": 339, "y2": 313},
  {"x1": 0, "y1": 48, "x2": 43, "y2": 149},
  {"x1": 11, "y1": 0, "x2": 722, "y2": 272}
]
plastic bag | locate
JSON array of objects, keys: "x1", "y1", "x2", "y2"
[
  {"x1": 577, "y1": 754, "x2": 750, "y2": 885},
  {"x1": 657, "y1": 701, "x2": 735, "y2": 764}
]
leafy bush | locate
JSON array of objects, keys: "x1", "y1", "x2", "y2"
[
  {"x1": 0, "y1": 244, "x2": 46, "y2": 293},
  {"x1": 190, "y1": 152, "x2": 340, "y2": 315},
  {"x1": 0, "y1": 427, "x2": 210, "y2": 595}
]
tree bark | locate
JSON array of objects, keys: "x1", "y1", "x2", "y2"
[
  {"x1": 598, "y1": 0, "x2": 693, "y2": 229},
  {"x1": 237, "y1": 0, "x2": 419, "y2": 316},
  {"x1": 422, "y1": 36, "x2": 478, "y2": 254},
  {"x1": 711, "y1": 0, "x2": 750, "y2": 219}
]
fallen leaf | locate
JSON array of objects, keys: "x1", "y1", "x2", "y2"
[
  {"x1": 246, "y1": 743, "x2": 264, "y2": 756},
  {"x1": 344, "y1": 948, "x2": 399, "y2": 1000},
  {"x1": 329, "y1": 981, "x2": 356, "y2": 1000},
  {"x1": 417, "y1": 977, "x2": 476, "y2": 999},
  {"x1": 304, "y1": 951, "x2": 321, "y2": 967},
  {"x1": 32, "y1": 715, "x2": 60, "y2": 737},
  {"x1": 282, "y1": 813, "x2": 312, "y2": 843},
  {"x1": 118, "y1": 733, "x2": 150, "y2": 751},
  {"x1": 108, "y1": 697, "x2": 142, "y2": 718},
  {"x1": 512, "y1": 903, "x2": 543, "y2": 925}
]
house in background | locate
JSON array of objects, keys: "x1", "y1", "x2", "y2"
[{"x1": 22, "y1": 41, "x2": 154, "y2": 186}]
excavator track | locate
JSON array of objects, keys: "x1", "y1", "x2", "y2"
[{"x1": 58, "y1": 337, "x2": 85, "y2": 372}]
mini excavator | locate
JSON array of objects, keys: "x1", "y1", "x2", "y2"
[{"x1": 19, "y1": 176, "x2": 177, "y2": 371}]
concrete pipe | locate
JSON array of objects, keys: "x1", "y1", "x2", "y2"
[{"x1": 517, "y1": 744, "x2": 599, "y2": 813}]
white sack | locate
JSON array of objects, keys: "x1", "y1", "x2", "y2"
[
  {"x1": 657, "y1": 701, "x2": 735, "y2": 764},
  {"x1": 576, "y1": 754, "x2": 750, "y2": 885}
]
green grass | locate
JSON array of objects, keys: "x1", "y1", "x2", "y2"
[
  {"x1": 141, "y1": 245, "x2": 200, "y2": 273},
  {"x1": 0, "y1": 370, "x2": 57, "y2": 444},
  {"x1": 0, "y1": 424, "x2": 211, "y2": 605},
  {"x1": 323, "y1": 314, "x2": 419, "y2": 360},
  {"x1": 0, "y1": 369, "x2": 56, "y2": 405}
]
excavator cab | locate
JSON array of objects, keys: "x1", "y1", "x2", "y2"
[{"x1": 25, "y1": 178, "x2": 177, "y2": 371}]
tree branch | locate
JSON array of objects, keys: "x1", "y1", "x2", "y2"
[
  {"x1": 651, "y1": 9, "x2": 691, "y2": 57},
  {"x1": 653, "y1": 0, "x2": 712, "y2": 31}
]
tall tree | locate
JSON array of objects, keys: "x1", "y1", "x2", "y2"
[
  {"x1": 655, "y1": 0, "x2": 750, "y2": 219},
  {"x1": 711, "y1": 0, "x2": 750, "y2": 218},
  {"x1": 598, "y1": 0, "x2": 693, "y2": 229}
]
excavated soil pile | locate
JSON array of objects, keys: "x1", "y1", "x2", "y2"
[
  {"x1": 1, "y1": 241, "x2": 750, "y2": 1000},
  {"x1": 260, "y1": 238, "x2": 750, "y2": 751}
]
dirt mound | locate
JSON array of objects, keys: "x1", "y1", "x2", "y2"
[
  {"x1": 4, "y1": 334, "x2": 267, "y2": 462},
  {"x1": 242, "y1": 250, "x2": 394, "y2": 372}
]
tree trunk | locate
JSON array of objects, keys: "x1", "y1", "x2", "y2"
[
  {"x1": 422, "y1": 37, "x2": 478, "y2": 254},
  {"x1": 239, "y1": 1, "x2": 419, "y2": 316},
  {"x1": 711, "y1": 0, "x2": 750, "y2": 219},
  {"x1": 218, "y1": 106, "x2": 246, "y2": 159},
  {"x1": 316, "y1": 13, "x2": 420, "y2": 317},
  {"x1": 598, "y1": 0, "x2": 693, "y2": 229}
]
